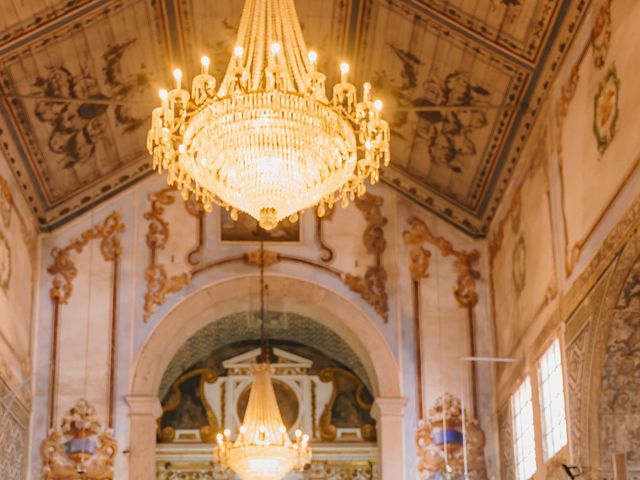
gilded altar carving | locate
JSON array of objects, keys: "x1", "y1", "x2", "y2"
[
  {"x1": 41, "y1": 399, "x2": 116, "y2": 480},
  {"x1": 144, "y1": 188, "x2": 191, "y2": 321},
  {"x1": 158, "y1": 369, "x2": 219, "y2": 444},
  {"x1": 48, "y1": 211, "x2": 124, "y2": 304},
  {"x1": 416, "y1": 393, "x2": 487, "y2": 480},
  {"x1": 341, "y1": 194, "x2": 388, "y2": 321},
  {"x1": 318, "y1": 368, "x2": 376, "y2": 443},
  {"x1": 403, "y1": 216, "x2": 480, "y2": 308}
]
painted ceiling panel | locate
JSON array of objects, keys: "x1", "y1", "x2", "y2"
[{"x1": 0, "y1": 0, "x2": 588, "y2": 234}]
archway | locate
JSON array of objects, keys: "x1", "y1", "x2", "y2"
[{"x1": 128, "y1": 275, "x2": 405, "y2": 479}]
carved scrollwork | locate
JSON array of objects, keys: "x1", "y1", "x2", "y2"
[
  {"x1": 318, "y1": 368, "x2": 376, "y2": 443},
  {"x1": 342, "y1": 194, "x2": 389, "y2": 321},
  {"x1": 144, "y1": 188, "x2": 191, "y2": 321},
  {"x1": 48, "y1": 211, "x2": 125, "y2": 305},
  {"x1": 316, "y1": 204, "x2": 336, "y2": 263},
  {"x1": 158, "y1": 369, "x2": 219, "y2": 444},
  {"x1": 403, "y1": 216, "x2": 480, "y2": 308}
]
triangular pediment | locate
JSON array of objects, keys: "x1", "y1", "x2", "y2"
[{"x1": 222, "y1": 348, "x2": 312, "y2": 374}]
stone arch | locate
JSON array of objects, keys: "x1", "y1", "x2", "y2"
[{"x1": 128, "y1": 275, "x2": 405, "y2": 480}]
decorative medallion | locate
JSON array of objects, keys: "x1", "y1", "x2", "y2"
[
  {"x1": 512, "y1": 236, "x2": 527, "y2": 296},
  {"x1": 593, "y1": 66, "x2": 620, "y2": 154},
  {"x1": 416, "y1": 393, "x2": 487, "y2": 479},
  {"x1": 41, "y1": 399, "x2": 116, "y2": 480},
  {"x1": 591, "y1": 0, "x2": 612, "y2": 69},
  {"x1": 0, "y1": 229, "x2": 11, "y2": 294}
]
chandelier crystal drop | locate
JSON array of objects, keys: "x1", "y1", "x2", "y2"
[
  {"x1": 215, "y1": 364, "x2": 312, "y2": 480},
  {"x1": 147, "y1": 0, "x2": 390, "y2": 230}
]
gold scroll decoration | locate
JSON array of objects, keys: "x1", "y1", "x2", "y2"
[
  {"x1": 48, "y1": 211, "x2": 124, "y2": 305},
  {"x1": 341, "y1": 193, "x2": 389, "y2": 321},
  {"x1": 403, "y1": 216, "x2": 480, "y2": 308},
  {"x1": 158, "y1": 368, "x2": 219, "y2": 443},
  {"x1": 318, "y1": 367, "x2": 376, "y2": 443},
  {"x1": 143, "y1": 188, "x2": 190, "y2": 322}
]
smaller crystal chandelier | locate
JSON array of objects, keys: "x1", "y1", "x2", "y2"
[{"x1": 215, "y1": 241, "x2": 311, "y2": 479}]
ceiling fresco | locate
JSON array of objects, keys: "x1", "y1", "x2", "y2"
[{"x1": 0, "y1": 0, "x2": 589, "y2": 234}]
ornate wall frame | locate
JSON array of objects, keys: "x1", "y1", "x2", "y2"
[
  {"x1": 47, "y1": 211, "x2": 124, "y2": 428},
  {"x1": 403, "y1": 216, "x2": 481, "y2": 419}
]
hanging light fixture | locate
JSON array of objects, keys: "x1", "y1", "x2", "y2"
[
  {"x1": 147, "y1": 0, "x2": 390, "y2": 230},
  {"x1": 215, "y1": 240, "x2": 312, "y2": 479}
]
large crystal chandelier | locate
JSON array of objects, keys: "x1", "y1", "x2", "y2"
[
  {"x1": 215, "y1": 241, "x2": 311, "y2": 479},
  {"x1": 147, "y1": 0, "x2": 390, "y2": 230}
]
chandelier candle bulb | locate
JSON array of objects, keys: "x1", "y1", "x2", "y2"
[
  {"x1": 340, "y1": 62, "x2": 350, "y2": 83},
  {"x1": 201, "y1": 55, "x2": 210, "y2": 74},
  {"x1": 147, "y1": 0, "x2": 390, "y2": 230},
  {"x1": 173, "y1": 68, "x2": 182, "y2": 90}
]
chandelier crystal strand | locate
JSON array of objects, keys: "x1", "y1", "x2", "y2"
[
  {"x1": 214, "y1": 240, "x2": 311, "y2": 480},
  {"x1": 216, "y1": 364, "x2": 311, "y2": 480},
  {"x1": 147, "y1": 0, "x2": 390, "y2": 230}
]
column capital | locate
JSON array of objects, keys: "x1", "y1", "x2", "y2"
[
  {"x1": 371, "y1": 396, "x2": 406, "y2": 420},
  {"x1": 126, "y1": 395, "x2": 163, "y2": 418}
]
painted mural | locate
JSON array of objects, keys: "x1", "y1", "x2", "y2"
[
  {"x1": 0, "y1": 0, "x2": 588, "y2": 236},
  {"x1": 0, "y1": 0, "x2": 165, "y2": 228},
  {"x1": 364, "y1": 0, "x2": 526, "y2": 208},
  {"x1": 32, "y1": 38, "x2": 150, "y2": 170},
  {"x1": 599, "y1": 256, "x2": 640, "y2": 466}
]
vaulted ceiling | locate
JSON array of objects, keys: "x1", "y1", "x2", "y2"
[{"x1": 0, "y1": 0, "x2": 589, "y2": 235}]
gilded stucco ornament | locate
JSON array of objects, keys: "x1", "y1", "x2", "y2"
[
  {"x1": 341, "y1": 193, "x2": 389, "y2": 321},
  {"x1": 143, "y1": 188, "x2": 191, "y2": 321},
  {"x1": 48, "y1": 211, "x2": 124, "y2": 304},
  {"x1": 593, "y1": 66, "x2": 620, "y2": 154},
  {"x1": 403, "y1": 216, "x2": 480, "y2": 308},
  {"x1": 41, "y1": 399, "x2": 117, "y2": 480},
  {"x1": 0, "y1": 176, "x2": 12, "y2": 228},
  {"x1": 417, "y1": 393, "x2": 487, "y2": 480},
  {"x1": 318, "y1": 368, "x2": 376, "y2": 443},
  {"x1": 591, "y1": 0, "x2": 612, "y2": 69},
  {"x1": 0, "y1": 229, "x2": 10, "y2": 294}
]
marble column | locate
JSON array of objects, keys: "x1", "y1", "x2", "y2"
[
  {"x1": 372, "y1": 397, "x2": 407, "y2": 480},
  {"x1": 126, "y1": 395, "x2": 162, "y2": 480}
]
